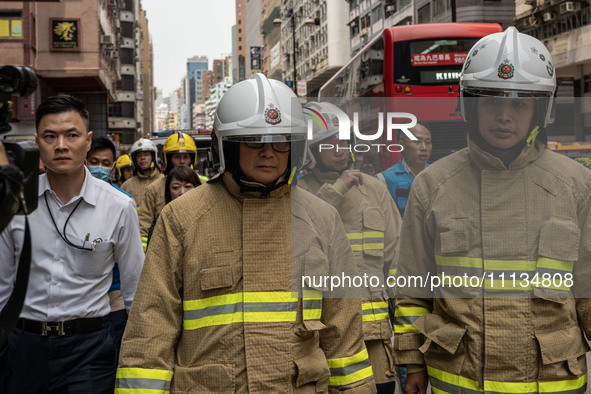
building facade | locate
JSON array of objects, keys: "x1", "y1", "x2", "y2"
[
  {"x1": 140, "y1": 6, "x2": 154, "y2": 137},
  {"x1": 245, "y1": 0, "x2": 263, "y2": 77},
  {"x1": 107, "y1": 0, "x2": 147, "y2": 147},
  {"x1": 515, "y1": 0, "x2": 591, "y2": 141},
  {"x1": 0, "y1": 0, "x2": 119, "y2": 137},
  {"x1": 276, "y1": 0, "x2": 350, "y2": 97},
  {"x1": 261, "y1": 0, "x2": 283, "y2": 80},
  {"x1": 235, "y1": 0, "x2": 247, "y2": 81},
  {"x1": 185, "y1": 55, "x2": 208, "y2": 129}
]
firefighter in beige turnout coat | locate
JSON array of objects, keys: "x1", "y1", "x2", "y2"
[
  {"x1": 136, "y1": 132, "x2": 197, "y2": 248},
  {"x1": 299, "y1": 102, "x2": 401, "y2": 392},
  {"x1": 117, "y1": 74, "x2": 376, "y2": 393},
  {"x1": 395, "y1": 27, "x2": 591, "y2": 394},
  {"x1": 121, "y1": 138, "x2": 163, "y2": 206}
]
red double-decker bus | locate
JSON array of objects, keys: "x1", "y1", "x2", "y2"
[{"x1": 318, "y1": 23, "x2": 503, "y2": 170}]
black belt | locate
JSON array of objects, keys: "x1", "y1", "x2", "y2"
[{"x1": 16, "y1": 317, "x2": 106, "y2": 336}]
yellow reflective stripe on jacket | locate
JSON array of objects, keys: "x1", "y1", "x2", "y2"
[
  {"x1": 327, "y1": 348, "x2": 373, "y2": 386},
  {"x1": 303, "y1": 289, "x2": 322, "y2": 320},
  {"x1": 362, "y1": 301, "x2": 389, "y2": 322},
  {"x1": 115, "y1": 367, "x2": 173, "y2": 393},
  {"x1": 393, "y1": 306, "x2": 429, "y2": 334},
  {"x1": 535, "y1": 257, "x2": 574, "y2": 291},
  {"x1": 434, "y1": 256, "x2": 573, "y2": 291},
  {"x1": 141, "y1": 236, "x2": 148, "y2": 248},
  {"x1": 428, "y1": 365, "x2": 587, "y2": 394},
  {"x1": 348, "y1": 231, "x2": 385, "y2": 252},
  {"x1": 183, "y1": 291, "x2": 322, "y2": 330}
]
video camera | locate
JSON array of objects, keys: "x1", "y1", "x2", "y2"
[{"x1": 0, "y1": 65, "x2": 40, "y2": 232}]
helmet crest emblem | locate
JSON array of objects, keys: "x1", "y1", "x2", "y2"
[
  {"x1": 498, "y1": 59, "x2": 515, "y2": 79},
  {"x1": 547, "y1": 61, "x2": 554, "y2": 77},
  {"x1": 179, "y1": 138, "x2": 185, "y2": 147},
  {"x1": 264, "y1": 104, "x2": 282, "y2": 125},
  {"x1": 539, "y1": 54, "x2": 546, "y2": 62},
  {"x1": 331, "y1": 115, "x2": 339, "y2": 127}
]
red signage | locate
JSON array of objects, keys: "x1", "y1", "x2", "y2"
[{"x1": 412, "y1": 52, "x2": 468, "y2": 66}]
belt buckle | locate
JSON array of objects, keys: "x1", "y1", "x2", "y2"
[{"x1": 42, "y1": 321, "x2": 65, "y2": 336}]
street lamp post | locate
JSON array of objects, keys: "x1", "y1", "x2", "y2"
[
  {"x1": 290, "y1": 13, "x2": 297, "y2": 91},
  {"x1": 274, "y1": 7, "x2": 319, "y2": 95}
]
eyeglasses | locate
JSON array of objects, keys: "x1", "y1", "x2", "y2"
[{"x1": 243, "y1": 141, "x2": 291, "y2": 153}]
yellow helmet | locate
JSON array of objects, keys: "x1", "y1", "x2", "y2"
[
  {"x1": 114, "y1": 154, "x2": 133, "y2": 182},
  {"x1": 163, "y1": 132, "x2": 197, "y2": 170}
]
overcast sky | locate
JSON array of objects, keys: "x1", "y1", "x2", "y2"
[{"x1": 141, "y1": 0, "x2": 235, "y2": 97}]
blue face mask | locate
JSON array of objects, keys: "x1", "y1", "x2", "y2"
[{"x1": 88, "y1": 166, "x2": 112, "y2": 182}]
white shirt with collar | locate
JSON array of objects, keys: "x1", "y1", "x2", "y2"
[{"x1": 0, "y1": 167, "x2": 144, "y2": 321}]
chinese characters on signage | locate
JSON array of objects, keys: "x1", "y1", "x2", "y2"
[
  {"x1": 412, "y1": 52, "x2": 467, "y2": 66},
  {"x1": 250, "y1": 46, "x2": 262, "y2": 74},
  {"x1": 51, "y1": 19, "x2": 80, "y2": 51}
]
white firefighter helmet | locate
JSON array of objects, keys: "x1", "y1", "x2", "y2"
[
  {"x1": 303, "y1": 101, "x2": 352, "y2": 169},
  {"x1": 458, "y1": 26, "x2": 556, "y2": 127},
  {"x1": 212, "y1": 73, "x2": 307, "y2": 181},
  {"x1": 130, "y1": 138, "x2": 158, "y2": 169}
]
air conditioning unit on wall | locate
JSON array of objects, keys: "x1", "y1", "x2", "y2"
[
  {"x1": 100, "y1": 34, "x2": 112, "y2": 44},
  {"x1": 543, "y1": 11, "x2": 554, "y2": 21},
  {"x1": 560, "y1": 1, "x2": 580, "y2": 13}
]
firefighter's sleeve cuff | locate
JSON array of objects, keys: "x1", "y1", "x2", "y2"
[
  {"x1": 393, "y1": 333, "x2": 425, "y2": 365},
  {"x1": 333, "y1": 178, "x2": 349, "y2": 195},
  {"x1": 406, "y1": 364, "x2": 427, "y2": 374}
]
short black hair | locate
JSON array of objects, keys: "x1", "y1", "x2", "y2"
[
  {"x1": 88, "y1": 137, "x2": 116, "y2": 161},
  {"x1": 35, "y1": 95, "x2": 90, "y2": 132}
]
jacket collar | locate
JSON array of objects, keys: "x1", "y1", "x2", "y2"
[
  {"x1": 221, "y1": 172, "x2": 290, "y2": 200},
  {"x1": 136, "y1": 167, "x2": 160, "y2": 180},
  {"x1": 468, "y1": 134, "x2": 544, "y2": 171},
  {"x1": 39, "y1": 166, "x2": 97, "y2": 206}
]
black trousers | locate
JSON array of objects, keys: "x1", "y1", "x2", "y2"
[
  {"x1": 107, "y1": 309, "x2": 128, "y2": 363},
  {"x1": 3, "y1": 320, "x2": 116, "y2": 394}
]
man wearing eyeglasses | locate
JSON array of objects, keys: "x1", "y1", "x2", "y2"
[
  {"x1": 0, "y1": 95, "x2": 144, "y2": 393},
  {"x1": 116, "y1": 75, "x2": 376, "y2": 393}
]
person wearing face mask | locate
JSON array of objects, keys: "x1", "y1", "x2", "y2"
[
  {"x1": 86, "y1": 137, "x2": 117, "y2": 182},
  {"x1": 87, "y1": 137, "x2": 136, "y2": 363},
  {"x1": 394, "y1": 27, "x2": 591, "y2": 394}
]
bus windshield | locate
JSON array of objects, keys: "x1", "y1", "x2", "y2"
[{"x1": 393, "y1": 38, "x2": 480, "y2": 85}]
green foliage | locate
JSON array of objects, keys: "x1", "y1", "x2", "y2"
[{"x1": 574, "y1": 157, "x2": 591, "y2": 170}]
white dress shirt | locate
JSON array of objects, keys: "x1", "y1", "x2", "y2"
[{"x1": 0, "y1": 168, "x2": 144, "y2": 321}]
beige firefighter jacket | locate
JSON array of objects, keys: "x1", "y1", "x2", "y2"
[
  {"x1": 138, "y1": 175, "x2": 166, "y2": 244},
  {"x1": 298, "y1": 170, "x2": 401, "y2": 383},
  {"x1": 117, "y1": 172, "x2": 376, "y2": 393},
  {"x1": 394, "y1": 136, "x2": 591, "y2": 394},
  {"x1": 121, "y1": 167, "x2": 163, "y2": 206}
]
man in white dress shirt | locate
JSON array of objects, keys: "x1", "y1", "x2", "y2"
[{"x1": 0, "y1": 95, "x2": 144, "y2": 393}]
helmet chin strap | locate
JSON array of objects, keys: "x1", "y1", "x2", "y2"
[{"x1": 469, "y1": 123, "x2": 541, "y2": 158}]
